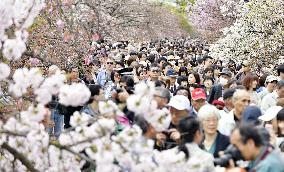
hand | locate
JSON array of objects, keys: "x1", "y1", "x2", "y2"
[
  {"x1": 168, "y1": 128, "x2": 181, "y2": 142},
  {"x1": 156, "y1": 132, "x2": 166, "y2": 147}
]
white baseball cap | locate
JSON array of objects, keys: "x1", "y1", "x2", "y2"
[
  {"x1": 265, "y1": 75, "x2": 279, "y2": 83},
  {"x1": 259, "y1": 106, "x2": 282, "y2": 122},
  {"x1": 168, "y1": 95, "x2": 190, "y2": 111}
]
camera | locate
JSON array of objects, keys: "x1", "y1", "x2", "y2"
[{"x1": 214, "y1": 144, "x2": 243, "y2": 167}]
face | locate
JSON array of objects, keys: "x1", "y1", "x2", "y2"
[
  {"x1": 106, "y1": 59, "x2": 114, "y2": 71},
  {"x1": 188, "y1": 74, "x2": 196, "y2": 84},
  {"x1": 170, "y1": 107, "x2": 189, "y2": 126},
  {"x1": 267, "y1": 81, "x2": 277, "y2": 91},
  {"x1": 243, "y1": 65, "x2": 250, "y2": 72},
  {"x1": 139, "y1": 71, "x2": 148, "y2": 80},
  {"x1": 70, "y1": 68, "x2": 79, "y2": 81},
  {"x1": 278, "y1": 87, "x2": 284, "y2": 98},
  {"x1": 278, "y1": 120, "x2": 284, "y2": 136},
  {"x1": 251, "y1": 80, "x2": 258, "y2": 89},
  {"x1": 94, "y1": 88, "x2": 105, "y2": 101},
  {"x1": 154, "y1": 94, "x2": 168, "y2": 109},
  {"x1": 233, "y1": 95, "x2": 250, "y2": 114},
  {"x1": 205, "y1": 70, "x2": 213, "y2": 77},
  {"x1": 204, "y1": 79, "x2": 213, "y2": 88},
  {"x1": 180, "y1": 81, "x2": 188, "y2": 88},
  {"x1": 176, "y1": 89, "x2": 189, "y2": 98},
  {"x1": 204, "y1": 59, "x2": 213, "y2": 67},
  {"x1": 114, "y1": 72, "x2": 121, "y2": 82},
  {"x1": 202, "y1": 115, "x2": 218, "y2": 135},
  {"x1": 150, "y1": 67, "x2": 160, "y2": 80},
  {"x1": 230, "y1": 129, "x2": 254, "y2": 161},
  {"x1": 192, "y1": 99, "x2": 206, "y2": 111}
]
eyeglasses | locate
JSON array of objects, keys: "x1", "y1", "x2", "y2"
[{"x1": 107, "y1": 62, "x2": 114, "y2": 65}]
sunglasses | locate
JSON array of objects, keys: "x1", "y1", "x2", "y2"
[
  {"x1": 107, "y1": 62, "x2": 114, "y2": 65},
  {"x1": 151, "y1": 68, "x2": 160, "y2": 73}
]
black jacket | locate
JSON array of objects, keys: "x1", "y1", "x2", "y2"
[
  {"x1": 200, "y1": 131, "x2": 230, "y2": 158},
  {"x1": 207, "y1": 84, "x2": 223, "y2": 104}
]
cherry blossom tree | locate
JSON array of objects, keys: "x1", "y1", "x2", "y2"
[
  {"x1": 210, "y1": 0, "x2": 284, "y2": 69},
  {"x1": 188, "y1": 0, "x2": 240, "y2": 41}
]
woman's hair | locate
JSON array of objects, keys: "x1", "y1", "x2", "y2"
[
  {"x1": 198, "y1": 104, "x2": 220, "y2": 120},
  {"x1": 241, "y1": 74, "x2": 259, "y2": 90},
  {"x1": 189, "y1": 72, "x2": 201, "y2": 84},
  {"x1": 86, "y1": 84, "x2": 101, "y2": 104},
  {"x1": 178, "y1": 116, "x2": 201, "y2": 159}
]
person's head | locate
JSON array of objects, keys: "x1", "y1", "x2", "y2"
[
  {"x1": 188, "y1": 72, "x2": 200, "y2": 85},
  {"x1": 70, "y1": 66, "x2": 79, "y2": 81},
  {"x1": 168, "y1": 95, "x2": 190, "y2": 126},
  {"x1": 241, "y1": 106, "x2": 262, "y2": 125},
  {"x1": 137, "y1": 68, "x2": 148, "y2": 81},
  {"x1": 232, "y1": 89, "x2": 250, "y2": 115},
  {"x1": 219, "y1": 68, "x2": 232, "y2": 86},
  {"x1": 158, "y1": 57, "x2": 167, "y2": 68},
  {"x1": 177, "y1": 75, "x2": 188, "y2": 88},
  {"x1": 223, "y1": 89, "x2": 236, "y2": 111},
  {"x1": 134, "y1": 115, "x2": 156, "y2": 139},
  {"x1": 120, "y1": 75, "x2": 134, "y2": 89},
  {"x1": 204, "y1": 67, "x2": 214, "y2": 78},
  {"x1": 174, "y1": 86, "x2": 190, "y2": 99},
  {"x1": 259, "y1": 106, "x2": 282, "y2": 134},
  {"x1": 230, "y1": 125, "x2": 264, "y2": 161},
  {"x1": 178, "y1": 66, "x2": 188, "y2": 76},
  {"x1": 203, "y1": 55, "x2": 213, "y2": 68},
  {"x1": 105, "y1": 58, "x2": 115, "y2": 71},
  {"x1": 166, "y1": 69, "x2": 177, "y2": 84},
  {"x1": 203, "y1": 76, "x2": 214, "y2": 89},
  {"x1": 111, "y1": 71, "x2": 121, "y2": 83},
  {"x1": 277, "y1": 80, "x2": 284, "y2": 98},
  {"x1": 178, "y1": 116, "x2": 202, "y2": 144},
  {"x1": 154, "y1": 87, "x2": 171, "y2": 109},
  {"x1": 277, "y1": 108, "x2": 284, "y2": 137},
  {"x1": 149, "y1": 66, "x2": 161, "y2": 81},
  {"x1": 265, "y1": 75, "x2": 278, "y2": 92},
  {"x1": 198, "y1": 104, "x2": 220, "y2": 136},
  {"x1": 242, "y1": 74, "x2": 259, "y2": 91},
  {"x1": 242, "y1": 60, "x2": 251, "y2": 73},
  {"x1": 277, "y1": 64, "x2": 284, "y2": 80},
  {"x1": 191, "y1": 88, "x2": 206, "y2": 111},
  {"x1": 88, "y1": 84, "x2": 104, "y2": 103}
]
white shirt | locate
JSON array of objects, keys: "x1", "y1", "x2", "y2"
[
  {"x1": 260, "y1": 91, "x2": 278, "y2": 113},
  {"x1": 218, "y1": 109, "x2": 236, "y2": 136}
]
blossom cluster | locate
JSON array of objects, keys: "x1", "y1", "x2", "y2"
[{"x1": 210, "y1": 0, "x2": 284, "y2": 66}]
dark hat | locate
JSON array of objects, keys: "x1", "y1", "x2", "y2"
[
  {"x1": 223, "y1": 88, "x2": 236, "y2": 100},
  {"x1": 241, "y1": 106, "x2": 262, "y2": 125},
  {"x1": 220, "y1": 68, "x2": 232, "y2": 77},
  {"x1": 166, "y1": 69, "x2": 178, "y2": 77}
]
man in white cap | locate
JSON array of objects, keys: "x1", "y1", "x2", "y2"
[
  {"x1": 258, "y1": 75, "x2": 279, "y2": 100},
  {"x1": 261, "y1": 80, "x2": 284, "y2": 112},
  {"x1": 155, "y1": 95, "x2": 190, "y2": 150},
  {"x1": 259, "y1": 106, "x2": 282, "y2": 146}
]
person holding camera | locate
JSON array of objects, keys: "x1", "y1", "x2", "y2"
[
  {"x1": 155, "y1": 95, "x2": 190, "y2": 150},
  {"x1": 229, "y1": 125, "x2": 284, "y2": 172}
]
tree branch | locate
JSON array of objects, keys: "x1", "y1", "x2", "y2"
[{"x1": 2, "y1": 142, "x2": 39, "y2": 172}]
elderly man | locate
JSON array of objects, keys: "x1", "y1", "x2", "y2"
[
  {"x1": 218, "y1": 89, "x2": 250, "y2": 136},
  {"x1": 261, "y1": 80, "x2": 284, "y2": 112},
  {"x1": 153, "y1": 87, "x2": 171, "y2": 109}
]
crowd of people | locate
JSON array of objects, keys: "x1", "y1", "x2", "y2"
[{"x1": 8, "y1": 38, "x2": 284, "y2": 171}]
